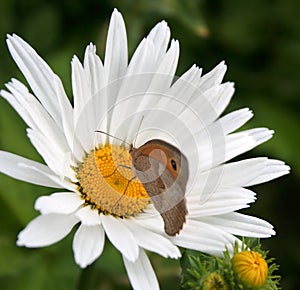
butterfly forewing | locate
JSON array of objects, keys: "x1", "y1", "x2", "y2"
[{"x1": 130, "y1": 140, "x2": 189, "y2": 235}]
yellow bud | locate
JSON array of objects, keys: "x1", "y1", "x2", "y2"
[
  {"x1": 203, "y1": 273, "x2": 228, "y2": 290},
  {"x1": 232, "y1": 251, "x2": 268, "y2": 287}
]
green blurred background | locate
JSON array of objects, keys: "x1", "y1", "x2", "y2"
[{"x1": 0, "y1": 0, "x2": 299, "y2": 289}]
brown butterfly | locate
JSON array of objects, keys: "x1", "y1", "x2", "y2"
[{"x1": 130, "y1": 140, "x2": 189, "y2": 236}]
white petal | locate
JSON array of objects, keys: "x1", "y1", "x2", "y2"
[
  {"x1": 2, "y1": 85, "x2": 72, "y2": 173},
  {"x1": 0, "y1": 151, "x2": 63, "y2": 188},
  {"x1": 72, "y1": 56, "x2": 94, "y2": 153},
  {"x1": 147, "y1": 20, "x2": 170, "y2": 63},
  {"x1": 61, "y1": 151, "x2": 77, "y2": 181},
  {"x1": 53, "y1": 75, "x2": 84, "y2": 161},
  {"x1": 225, "y1": 128, "x2": 269, "y2": 163},
  {"x1": 171, "y1": 220, "x2": 239, "y2": 256},
  {"x1": 202, "y1": 82, "x2": 234, "y2": 122},
  {"x1": 246, "y1": 128, "x2": 274, "y2": 144},
  {"x1": 198, "y1": 158, "x2": 290, "y2": 189},
  {"x1": 106, "y1": 69, "x2": 153, "y2": 143},
  {"x1": 199, "y1": 212, "x2": 275, "y2": 238},
  {"x1": 133, "y1": 67, "x2": 203, "y2": 144},
  {"x1": 101, "y1": 10, "x2": 128, "y2": 135},
  {"x1": 173, "y1": 80, "x2": 234, "y2": 140},
  {"x1": 27, "y1": 129, "x2": 65, "y2": 175},
  {"x1": 222, "y1": 158, "x2": 272, "y2": 187},
  {"x1": 75, "y1": 206, "x2": 101, "y2": 226},
  {"x1": 104, "y1": 9, "x2": 127, "y2": 82},
  {"x1": 167, "y1": 65, "x2": 202, "y2": 108},
  {"x1": 123, "y1": 219, "x2": 181, "y2": 258},
  {"x1": 216, "y1": 108, "x2": 253, "y2": 134},
  {"x1": 188, "y1": 188, "x2": 256, "y2": 216},
  {"x1": 53, "y1": 75, "x2": 74, "y2": 148},
  {"x1": 83, "y1": 43, "x2": 104, "y2": 95},
  {"x1": 17, "y1": 214, "x2": 79, "y2": 247},
  {"x1": 111, "y1": 22, "x2": 171, "y2": 137},
  {"x1": 73, "y1": 224, "x2": 105, "y2": 268},
  {"x1": 101, "y1": 215, "x2": 139, "y2": 262},
  {"x1": 183, "y1": 125, "x2": 254, "y2": 172},
  {"x1": 110, "y1": 40, "x2": 180, "y2": 143},
  {"x1": 6, "y1": 34, "x2": 63, "y2": 129},
  {"x1": 1, "y1": 82, "x2": 36, "y2": 131},
  {"x1": 150, "y1": 39, "x2": 179, "y2": 90},
  {"x1": 123, "y1": 248, "x2": 159, "y2": 290},
  {"x1": 2, "y1": 79, "x2": 70, "y2": 154},
  {"x1": 110, "y1": 41, "x2": 160, "y2": 141},
  {"x1": 19, "y1": 159, "x2": 76, "y2": 191},
  {"x1": 246, "y1": 159, "x2": 290, "y2": 186},
  {"x1": 82, "y1": 44, "x2": 106, "y2": 148},
  {"x1": 35, "y1": 192, "x2": 83, "y2": 215},
  {"x1": 140, "y1": 40, "x2": 179, "y2": 107},
  {"x1": 131, "y1": 208, "x2": 165, "y2": 234},
  {"x1": 198, "y1": 61, "x2": 227, "y2": 91},
  {"x1": 127, "y1": 38, "x2": 155, "y2": 74},
  {"x1": 220, "y1": 127, "x2": 274, "y2": 165},
  {"x1": 127, "y1": 20, "x2": 170, "y2": 75},
  {"x1": 104, "y1": 9, "x2": 127, "y2": 107},
  {"x1": 72, "y1": 55, "x2": 91, "y2": 116}
]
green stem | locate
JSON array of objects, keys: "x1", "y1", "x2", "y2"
[{"x1": 76, "y1": 264, "x2": 98, "y2": 290}]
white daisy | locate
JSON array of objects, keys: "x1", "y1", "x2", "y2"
[{"x1": 0, "y1": 9, "x2": 289, "y2": 290}]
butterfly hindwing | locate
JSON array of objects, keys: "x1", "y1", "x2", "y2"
[{"x1": 132, "y1": 153, "x2": 188, "y2": 236}]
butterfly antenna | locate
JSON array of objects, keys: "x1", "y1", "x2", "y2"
[
  {"x1": 133, "y1": 116, "x2": 144, "y2": 147},
  {"x1": 95, "y1": 130, "x2": 131, "y2": 146}
]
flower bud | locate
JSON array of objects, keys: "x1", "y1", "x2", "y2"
[{"x1": 232, "y1": 251, "x2": 268, "y2": 288}]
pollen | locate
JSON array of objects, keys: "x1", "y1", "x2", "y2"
[
  {"x1": 232, "y1": 250, "x2": 268, "y2": 287},
  {"x1": 76, "y1": 144, "x2": 149, "y2": 217}
]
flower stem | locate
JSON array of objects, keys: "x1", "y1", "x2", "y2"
[{"x1": 76, "y1": 265, "x2": 98, "y2": 290}]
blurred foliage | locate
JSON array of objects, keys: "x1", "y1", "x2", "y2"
[{"x1": 0, "y1": 0, "x2": 299, "y2": 289}]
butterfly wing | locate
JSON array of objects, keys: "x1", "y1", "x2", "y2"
[
  {"x1": 161, "y1": 198, "x2": 187, "y2": 236},
  {"x1": 132, "y1": 154, "x2": 188, "y2": 236},
  {"x1": 155, "y1": 161, "x2": 188, "y2": 236}
]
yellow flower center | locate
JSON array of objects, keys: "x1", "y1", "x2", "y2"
[
  {"x1": 76, "y1": 144, "x2": 149, "y2": 217},
  {"x1": 232, "y1": 251, "x2": 268, "y2": 287}
]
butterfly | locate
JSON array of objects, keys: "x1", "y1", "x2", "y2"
[{"x1": 130, "y1": 140, "x2": 188, "y2": 236}]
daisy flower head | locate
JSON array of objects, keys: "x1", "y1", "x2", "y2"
[{"x1": 0, "y1": 9, "x2": 290, "y2": 290}]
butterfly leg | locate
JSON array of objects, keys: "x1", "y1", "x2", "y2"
[
  {"x1": 112, "y1": 176, "x2": 137, "y2": 212},
  {"x1": 102, "y1": 164, "x2": 132, "y2": 177}
]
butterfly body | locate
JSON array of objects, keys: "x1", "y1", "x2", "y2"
[{"x1": 130, "y1": 140, "x2": 189, "y2": 236}]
